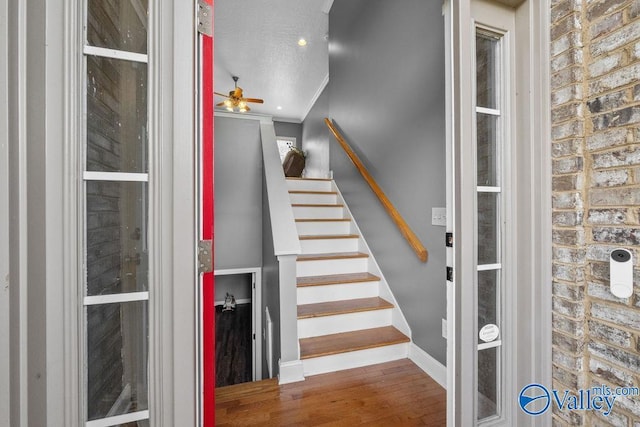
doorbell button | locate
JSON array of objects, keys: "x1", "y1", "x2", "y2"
[{"x1": 610, "y1": 248, "x2": 633, "y2": 299}]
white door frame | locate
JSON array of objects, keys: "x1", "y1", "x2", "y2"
[
  {"x1": 214, "y1": 267, "x2": 263, "y2": 382},
  {"x1": 445, "y1": 1, "x2": 552, "y2": 425}
]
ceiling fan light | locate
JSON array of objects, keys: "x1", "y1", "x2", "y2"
[
  {"x1": 239, "y1": 107, "x2": 247, "y2": 113},
  {"x1": 226, "y1": 106, "x2": 234, "y2": 112},
  {"x1": 223, "y1": 99, "x2": 232, "y2": 107},
  {"x1": 238, "y1": 100, "x2": 247, "y2": 108}
]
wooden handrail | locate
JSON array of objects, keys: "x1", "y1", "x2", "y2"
[{"x1": 324, "y1": 118, "x2": 428, "y2": 262}]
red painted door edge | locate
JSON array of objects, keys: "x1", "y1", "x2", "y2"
[{"x1": 201, "y1": 0, "x2": 215, "y2": 425}]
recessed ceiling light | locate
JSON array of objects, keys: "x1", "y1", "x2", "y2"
[
  {"x1": 297, "y1": 38, "x2": 307, "y2": 47},
  {"x1": 277, "y1": 106, "x2": 283, "y2": 110}
]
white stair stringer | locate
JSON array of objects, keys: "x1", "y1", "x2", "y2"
[{"x1": 286, "y1": 178, "x2": 413, "y2": 377}]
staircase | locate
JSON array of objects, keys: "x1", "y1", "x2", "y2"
[{"x1": 286, "y1": 177, "x2": 411, "y2": 377}]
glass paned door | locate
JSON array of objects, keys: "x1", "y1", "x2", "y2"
[
  {"x1": 475, "y1": 28, "x2": 504, "y2": 422},
  {"x1": 82, "y1": 0, "x2": 151, "y2": 425}
]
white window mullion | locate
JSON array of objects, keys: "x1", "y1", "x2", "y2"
[
  {"x1": 83, "y1": 45, "x2": 148, "y2": 64},
  {"x1": 85, "y1": 410, "x2": 150, "y2": 427},
  {"x1": 84, "y1": 292, "x2": 150, "y2": 306},
  {"x1": 83, "y1": 171, "x2": 149, "y2": 182},
  {"x1": 477, "y1": 263, "x2": 502, "y2": 271},
  {"x1": 476, "y1": 106, "x2": 500, "y2": 116},
  {"x1": 477, "y1": 186, "x2": 501, "y2": 193},
  {"x1": 478, "y1": 340, "x2": 502, "y2": 351}
]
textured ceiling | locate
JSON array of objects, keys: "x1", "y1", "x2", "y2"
[{"x1": 214, "y1": 0, "x2": 330, "y2": 122}]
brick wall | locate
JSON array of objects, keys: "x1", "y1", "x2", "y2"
[{"x1": 551, "y1": 0, "x2": 640, "y2": 425}]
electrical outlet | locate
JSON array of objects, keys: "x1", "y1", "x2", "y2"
[
  {"x1": 442, "y1": 319, "x2": 447, "y2": 339},
  {"x1": 432, "y1": 207, "x2": 446, "y2": 226}
]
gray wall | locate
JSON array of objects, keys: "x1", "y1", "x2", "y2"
[
  {"x1": 215, "y1": 274, "x2": 252, "y2": 302},
  {"x1": 273, "y1": 121, "x2": 302, "y2": 149},
  {"x1": 301, "y1": 86, "x2": 330, "y2": 178},
  {"x1": 214, "y1": 117, "x2": 263, "y2": 269},
  {"x1": 323, "y1": 0, "x2": 448, "y2": 363}
]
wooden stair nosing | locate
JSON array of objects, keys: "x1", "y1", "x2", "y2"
[
  {"x1": 299, "y1": 234, "x2": 359, "y2": 240},
  {"x1": 292, "y1": 203, "x2": 344, "y2": 208},
  {"x1": 300, "y1": 326, "x2": 410, "y2": 359},
  {"x1": 289, "y1": 190, "x2": 337, "y2": 195},
  {"x1": 286, "y1": 177, "x2": 332, "y2": 181},
  {"x1": 297, "y1": 252, "x2": 369, "y2": 262},
  {"x1": 297, "y1": 272, "x2": 380, "y2": 287},
  {"x1": 297, "y1": 297, "x2": 393, "y2": 319},
  {"x1": 295, "y1": 218, "x2": 351, "y2": 223}
]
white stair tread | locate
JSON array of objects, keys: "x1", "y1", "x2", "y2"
[
  {"x1": 297, "y1": 252, "x2": 369, "y2": 261},
  {"x1": 298, "y1": 297, "x2": 393, "y2": 319},
  {"x1": 299, "y1": 234, "x2": 359, "y2": 240},
  {"x1": 300, "y1": 326, "x2": 409, "y2": 359}
]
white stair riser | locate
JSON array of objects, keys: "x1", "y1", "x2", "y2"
[
  {"x1": 298, "y1": 309, "x2": 393, "y2": 338},
  {"x1": 293, "y1": 206, "x2": 345, "y2": 220},
  {"x1": 296, "y1": 257, "x2": 369, "y2": 277},
  {"x1": 297, "y1": 282, "x2": 379, "y2": 305},
  {"x1": 289, "y1": 193, "x2": 337, "y2": 205},
  {"x1": 300, "y1": 238, "x2": 358, "y2": 254},
  {"x1": 286, "y1": 180, "x2": 332, "y2": 192},
  {"x1": 302, "y1": 343, "x2": 409, "y2": 376},
  {"x1": 296, "y1": 220, "x2": 352, "y2": 235}
]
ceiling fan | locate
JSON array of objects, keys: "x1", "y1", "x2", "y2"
[{"x1": 215, "y1": 76, "x2": 264, "y2": 113}]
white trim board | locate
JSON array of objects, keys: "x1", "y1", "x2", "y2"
[
  {"x1": 85, "y1": 410, "x2": 149, "y2": 427},
  {"x1": 272, "y1": 117, "x2": 302, "y2": 124},
  {"x1": 214, "y1": 111, "x2": 273, "y2": 124},
  {"x1": 278, "y1": 359, "x2": 305, "y2": 385},
  {"x1": 409, "y1": 343, "x2": 447, "y2": 389}
]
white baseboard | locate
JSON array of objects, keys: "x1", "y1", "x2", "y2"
[
  {"x1": 214, "y1": 298, "x2": 251, "y2": 306},
  {"x1": 409, "y1": 343, "x2": 447, "y2": 389},
  {"x1": 278, "y1": 359, "x2": 305, "y2": 385}
]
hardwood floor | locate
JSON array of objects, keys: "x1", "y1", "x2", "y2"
[
  {"x1": 216, "y1": 303, "x2": 252, "y2": 387},
  {"x1": 215, "y1": 359, "x2": 446, "y2": 426}
]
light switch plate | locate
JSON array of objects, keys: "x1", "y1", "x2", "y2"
[
  {"x1": 442, "y1": 319, "x2": 447, "y2": 339},
  {"x1": 432, "y1": 207, "x2": 446, "y2": 226}
]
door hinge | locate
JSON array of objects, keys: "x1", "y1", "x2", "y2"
[
  {"x1": 197, "y1": 0, "x2": 213, "y2": 36},
  {"x1": 198, "y1": 240, "x2": 213, "y2": 274},
  {"x1": 446, "y1": 266, "x2": 453, "y2": 282},
  {"x1": 446, "y1": 232, "x2": 453, "y2": 248}
]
